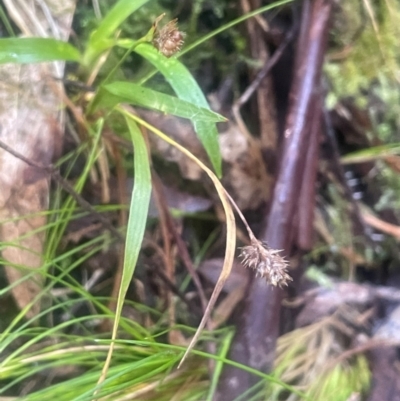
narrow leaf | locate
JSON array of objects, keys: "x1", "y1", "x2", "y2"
[
  {"x1": 341, "y1": 143, "x2": 400, "y2": 164},
  {"x1": 84, "y1": 0, "x2": 151, "y2": 66},
  {"x1": 98, "y1": 82, "x2": 226, "y2": 123},
  {"x1": 121, "y1": 117, "x2": 151, "y2": 311},
  {"x1": 134, "y1": 43, "x2": 222, "y2": 176},
  {"x1": 121, "y1": 113, "x2": 236, "y2": 369},
  {"x1": 0, "y1": 38, "x2": 80, "y2": 64},
  {"x1": 97, "y1": 116, "x2": 151, "y2": 387},
  {"x1": 91, "y1": 0, "x2": 151, "y2": 44}
]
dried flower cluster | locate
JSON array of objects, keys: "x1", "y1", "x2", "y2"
[
  {"x1": 153, "y1": 19, "x2": 185, "y2": 58},
  {"x1": 239, "y1": 239, "x2": 292, "y2": 287}
]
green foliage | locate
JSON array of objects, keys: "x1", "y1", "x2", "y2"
[
  {"x1": 323, "y1": 0, "x2": 400, "y2": 277},
  {"x1": 326, "y1": 0, "x2": 400, "y2": 105},
  {"x1": 82, "y1": 0, "x2": 152, "y2": 67},
  {"x1": 0, "y1": 0, "x2": 329, "y2": 399},
  {"x1": 0, "y1": 38, "x2": 80, "y2": 64},
  {"x1": 93, "y1": 81, "x2": 226, "y2": 123},
  {"x1": 372, "y1": 160, "x2": 400, "y2": 214},
  {"x1": 309, "y1": 356, "x2": 370, "y2": 401},
  {"x1": 265, "y1": 323, "x2": 371, "y2": 401},
  {"x1": 134, "y1": 43, "x2": 224, "y2": 174},
  {"x1": 0, "y1": 297, "x2": 207, "y2": 400}
]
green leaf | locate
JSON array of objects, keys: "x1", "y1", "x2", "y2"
[
  {"x1": 83, "y1": 0, "x2": 151, "y2": 66},
  {"x1": 341, "y1": 143, "x2": 400, "y2": 164},
  {"x1": 134, "y1": 43, "x2": 222, "y2": 176},
  {"x1": 97, "y1": 114, "x2": 152, "y2": 387},
  {"x1": 0, "y1": 38, "x2": 80, "y2": 64},
  {"x1": 207, "y1": 330, "x2": 234, "y2": 401},
  {"x1": 120, "y1": 116, "x2": 151, "y2": 313},
  {"x1": 111, "y1": 116, "x2": 152, "y2": 359},
  {"x1": 97, "y1": 82, "x2": 226, "y2": 123},
  {"x1": 92, "y1": 0, "x2": 151, "y2": 44}
]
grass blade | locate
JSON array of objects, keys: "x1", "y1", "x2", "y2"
[
  {"x1": 121, "y1": 117, "x2": 151, "y2": 318},
  {"x1": 118, "y1": 110, "x2": 236, "y2": 369},
  {"x1": 95, "y1": 82, "x2": 226, "y2": 123},
  {"x1": 91, "y1": 0, "x2": 151, "y2": 44},
  {"x1": 0, "y1": 38, "x2": 80, "y2": 64},
  {"x1": 341, "y1": 142, "x2": 400, "y2": 164},
  {"x1": 97, "y1": 117, "x2": 151, "y2": 389},
  {"x1": 83, "y1": 0, "x2": 152, "y2": 66},
  {"x1": 134, "y1": 43, "x2": 222, "y2": 176},
  {"x1": 206, "y1": 330, "x2": 234, "y2": 401}
]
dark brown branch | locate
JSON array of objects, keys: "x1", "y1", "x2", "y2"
[
  {"x1": 233, "y1": 27, "x2": 296, "y2": 110},
  {"x1": 297, "y1": 95, "x2": 322, "y2": 250}
]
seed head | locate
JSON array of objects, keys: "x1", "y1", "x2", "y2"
[
  {"x1": 153, "y1": 19, "x2": 185, "y2": 58},
  {"x1": 239, "y1": 239, "x2": 291, "y2": 288}
]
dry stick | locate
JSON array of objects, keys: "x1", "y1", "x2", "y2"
[
  {"x1": 260, "y1": 0, "x2": 333, "y2": 364},
  {"x1": 296, "y1": 94, "x2": 321, "y2": 250},
  {"x1": 263, "y1": 0, "x2": 333, "y2": 368},
  {"x1": 233, "y1": 27, "x2": 295, "y2": 111},
  {"x1": 232, "y1": 28, "x2": 294, "y2": 142},
  {"x1": 0, "y1": 139, "x2": 124, "y2": 243}
]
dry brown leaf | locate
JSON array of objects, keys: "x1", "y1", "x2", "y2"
[{"x1": 0, "y1": 1, "x2": 76, "y2": 319}]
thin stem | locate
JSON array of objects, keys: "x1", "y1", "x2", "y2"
[
  {"x1": 101, "y1": 37, "x2": 148, "y2": 86},
  {"x1": 223, "y1": 190, "x2": 257, "y2": 243}
]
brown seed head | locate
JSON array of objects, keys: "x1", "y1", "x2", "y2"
[
  {"x1": 239, "y1": 239, "x2": 292, "y2": 288},
  {"x1": 153, "y1": 19, "x2": 185, "y2": 58}
]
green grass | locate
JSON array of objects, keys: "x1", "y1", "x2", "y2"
[{"x1": 0, "y1": 1, "x2": 325, "y2": 399}]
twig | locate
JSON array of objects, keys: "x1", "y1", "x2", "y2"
[
  {"x1": 232, "y1": 27, "x2": 295, "y2": 143},
  {"x1": 233, "y1": 27, "x2": 295, "y2": 111}
]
